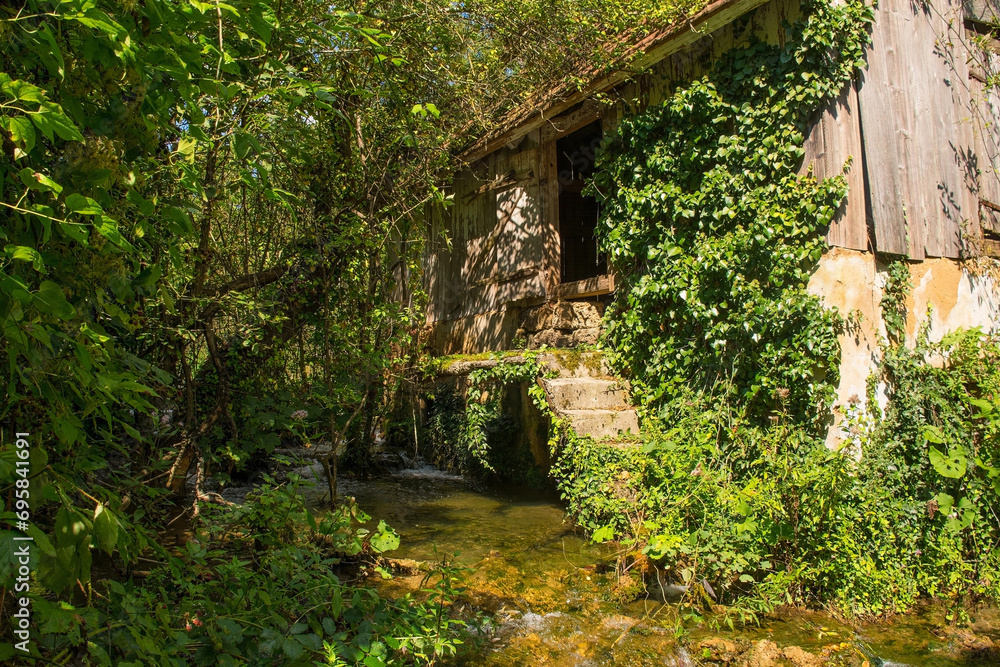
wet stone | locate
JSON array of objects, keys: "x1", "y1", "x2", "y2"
[{"x1": 741, "y1": 639, "x2": 782, "y2": 667}]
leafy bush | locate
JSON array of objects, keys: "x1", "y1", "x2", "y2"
[
  {"x1": 2, "y1": 480, "x2": 469, "y2": 665},
  {"x1": 589, "y1": 0, "x2": 872, "y2": 428},
  {"x1": 553, "y1": 327, "x2": 1000, "y2": 619}
]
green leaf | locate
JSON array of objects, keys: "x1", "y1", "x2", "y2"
[
  {"x1": 934, "y1": 492, "x2": 954, "y2": 515},
  {"x1": 27, "y1": 524, "x2": 56, "y2": 558},
  {"x1": 53, "y1": 507, "x2": 90, "y2": 548},
  {"x1": 176, "y1": 137, "x2": 198, "y2": 161},
  {"x1": 592, "y1": 525, "x2": 615, "y2": 543},
  {"x1": 369, "y1": 520, "x2": 399, "y2": 553},
  {"x1": 5, "y1": 245, "x2": 44, "y2": 271},
  {"x1": 30, "y1": 103, "x2": 83, "y2": 142},
  {"x1": 36, "y1": 23, "x2": 65, "y2": 78},
  {"x1": 247, "y1": 10, "x2": 273, "y2": 43},
  {"x1": 65, "y1": 194, "x2": 104, "y2": 215},
  {"x1": 70, "y1": 11, "x2": 121, "y2": 35},
  {"x1": 165, "y1": 207, "x2": 195, "y2": 236},
  {"x1": 19, "y1": 167, "x2": 61, "y2": 193},
  {"x1": 928, "y1": 446, "x2": 966, "y2": 479},
  {"x1": 969, "y1": 397, "x2": 994, "y2": 416},
  {"x1": 59, "y1": 222, "x2": 90, "y2": 246},
  {"x1": 2, "y1": 117, "x2": 35, "y2": 157},
  {"x1": 34, "y1": 281, "x2": 75, "y2": 320},
  {"x1": 92, "y1": 504, "x2": 119, "y2": 555},
  {"x1": 922, "y1": 425, "x2": 946, "y2": 444},
  {"x1": 94, "y1": 216, "x2": 132, "y2": 249},
  {"x1": 282, "y1": 637, "x2": 305, "y2": 660}
]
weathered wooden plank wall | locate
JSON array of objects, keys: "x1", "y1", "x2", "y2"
[
  {"x1": 423, "y1": 133, "x2": 547, "y2": 352},
  {"x1": 858, "y1": 0, "x2": 978, "y2": 258},
  {"x1": 802, "y1": 84, "x2": 869, "y2": 251},
  {"x1": 425, "y1": 0, "x2": 1000, "y2": 353},
  {"x1": 969, "y1": 23, "x2": 1000, "y2": 234}
]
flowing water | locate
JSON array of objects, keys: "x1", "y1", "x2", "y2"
[{"x1": 313, "y1": 461, "x2": 999, "y2": 666}]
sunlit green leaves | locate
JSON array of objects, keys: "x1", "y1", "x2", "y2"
[{"x1": 591, "y1": 0, "x2": 868, "y2": 426}]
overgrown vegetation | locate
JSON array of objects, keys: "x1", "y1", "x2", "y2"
[
  {"x1": 22, "y1": 478, "x2": 470, "y2": 664},
  {"x1": 423, "y1": 356, "x2": 550, "y2": 484},
  {"x1": 549, "y1": 0, "x2": 1000, "y2": 619},
  {"x1": 0, "y1": 0, "x2": 712, "y2": 662}
]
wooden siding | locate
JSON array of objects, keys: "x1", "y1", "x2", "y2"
[
  {"x1": 426, "y1": 0, "x2": 1000, "y2": 353},
  {"x1": 424, "y1": 133, "x2": 547, "y2": 334},
  {"x1": 857, "y1": 0, "x2": 978, "y2": 258},
  {"x1": 969, "y1": 22, "x2": 1000, "y2": 235},
  {"x1": 802, "y1": 82, "x2": 869, "y2": 251}
]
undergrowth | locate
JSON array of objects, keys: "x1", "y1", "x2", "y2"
[
  {"x1": 552, "y1": 275, "x2": 1000, "y2": 620},
  {"x1": 4, "y1": 477, "x2": 469, "y2": 665}
]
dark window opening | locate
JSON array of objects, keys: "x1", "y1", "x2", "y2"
[{"x1": 557, "y1": 121, "x2": 607, "y2": 283}]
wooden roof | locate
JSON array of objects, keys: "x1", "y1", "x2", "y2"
[{"x1": 460, "y1": 0, "x2": 770, "y2": 162}]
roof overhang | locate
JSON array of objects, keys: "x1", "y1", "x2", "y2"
[{"x1": 460, "y1": 0, "x2": 770, "y2": 163}]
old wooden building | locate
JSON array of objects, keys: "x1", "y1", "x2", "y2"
[{"x1": 423, "y1": 0, "x2": 1000, "y2": 440}]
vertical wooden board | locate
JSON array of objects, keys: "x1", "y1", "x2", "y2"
[
  {"x1": 857, "y1": 0, "x2": 918, "y2": 257},
  {"x1": 496, "y1": 185, "x2": 541, "y2": 275},
  {"x1": 858, "y1": 0, "x2": 977, "y2": 258},
  {"x1": 801, "y1": 82, "x2": 869, "y2": 250},
  {"x1": 970, "y1": 47, "x2": 1000, "y2": 213},
  {"x1": 919, "y1": 0, "x2": 975, "y2": 257},
  {"x1": 540, "y1": 140, "x2": 561, "y2": 297},
  {"x1": 424, "y1": 204, "x2": 442, "y2": 323},
  {"x1": 749, "y1": 0, "x2": 795, "y2": 46}
]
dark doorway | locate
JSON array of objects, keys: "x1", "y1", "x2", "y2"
[{"x1": 557, "y1": 121, "x2": 607, "y2": 283}]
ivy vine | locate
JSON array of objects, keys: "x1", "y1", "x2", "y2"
[
  {"x1": 424, "y1": 354, "x2": 552, "y2": 474},
  {"x1": 589, "y1": 0, "x2": 874, "y2": 429}
]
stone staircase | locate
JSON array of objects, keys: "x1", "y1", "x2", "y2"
[{"x1": 537, "y1": 353, "x2": 639, "y2": 441}]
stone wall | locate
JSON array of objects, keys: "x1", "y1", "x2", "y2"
[{"x1": 516, "y1": 300, "x2": 604, "y2": 348}]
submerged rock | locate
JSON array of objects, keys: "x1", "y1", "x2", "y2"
[
  {"x1": 780, "y1": 645, "x2": 822, "y2": 667},
  {"x1": 741, "y1": 639, "x2": 782, "y2": 667}
]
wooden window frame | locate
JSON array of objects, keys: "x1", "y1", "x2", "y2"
[{"x1": 540, "y1": 102, "x2": 616, "y2": 300}]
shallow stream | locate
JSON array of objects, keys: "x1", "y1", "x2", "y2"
[{"x1": 318, "y1": 461, "x2": 999, "y2": 666}]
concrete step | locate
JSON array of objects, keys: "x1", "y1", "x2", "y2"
[
  {"x1": 561, "y1": 409, "x2": 639, "y2": 440},
  {"x1": 536, "y1": 352, "x2": 613, "y2": 379},
  {"x1": 543, "y1": 377, "x2": 630, "y2": 411}
]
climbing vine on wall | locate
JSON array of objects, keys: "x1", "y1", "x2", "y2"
[
  {"x1": 589, "y1": 0, "x2": 874, "y2": 428},
  {"x1": 424, "y1": 355, "x2": 551, "y2": 476}
]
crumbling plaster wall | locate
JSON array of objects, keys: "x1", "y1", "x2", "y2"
[{"x1": 808, "y1": 247, "x2": 1000, "y2": 448}]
